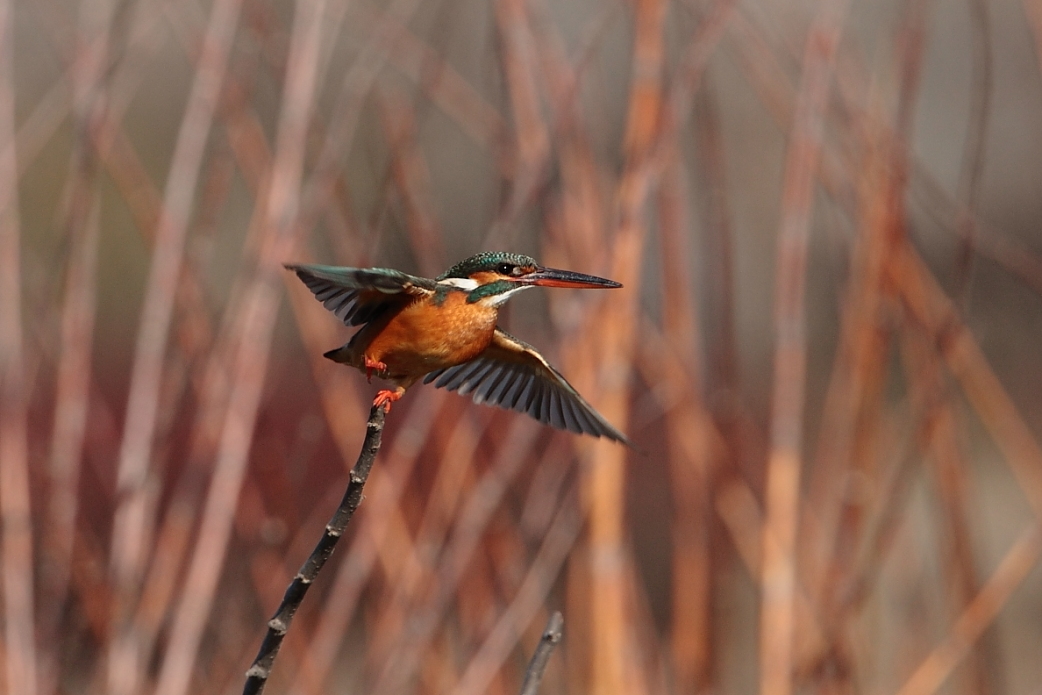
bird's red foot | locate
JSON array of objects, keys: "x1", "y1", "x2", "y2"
[
  {"x1": 363, "y1": 356, "x2": 387, "y2": 383},
  {"x1": 373, "y1": 389, "x2": 402, "y2": 412}
]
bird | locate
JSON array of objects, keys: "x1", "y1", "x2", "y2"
[{"x1": 285, "y1": 251, "x2": 629, "y2": 443}]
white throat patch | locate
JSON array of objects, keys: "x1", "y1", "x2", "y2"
[{"x1": 480, "y1": 284, "x2": 532, "y2": 308}]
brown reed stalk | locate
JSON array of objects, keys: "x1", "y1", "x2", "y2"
[
  {"x1": 151, "y1": 1, "x2": 328, "y2": 693},
  {"x1": 124, "y1": 125, "x2": 263, "y2": 695},
  {"x1": 893, "y1": 242, "x2": 1042, "y2": 520},
  {"x1": 656, "y1": 141, "x2": 715, "y2": 692},
  {"x1": 951, "y1": 0, "x2": 992, "y2": 296},
  {"x1": 364, "y1": 410, "x2": 571, "y2": 694},
  {"x1": 105, "y1": 1, "x2": 243, "y2": 693},
  {"x1": 664, "y1": 0, "x2": 738, "y2": 134},
  {"x1": 1028, "y1": 0, "x2": 1042, "y2": 77},
  {"x1": 28, "y1": 31, "x2": 194, "y2": 654},
  {"x1": 895, "y1": 524, "x2": 1042, "y2": 695},
  {"x1": 119, "y1": 5, "x2": 351, "y2": 664},
  {"x1": 11, "y1": 2, "x2": 1042, "y2": 694},
  {"x1": 495, "y1": 0, "x2": 551, "y2": 224},
  {"x1": 455, "y1": 485, "x2": 583, "y2": 695},
  {"x1": 799, "y1": 379, "x2": 932, "y2": 684},
  {"x1": 378, "y1": 90, "x2": 446, "y2": 276},
  {"x1": 568, "y1": 1, "x2": 667, "y2": 693},
  {"x1": 759, "y1": 4, "x2": 849, "y2": 695},
  {"x1": 39, "y1": 5, "x2": 110, "y2": 689},
  {"x1": 912, "y1": 171, "x2": 1042, "y2": 297},
  {"x1": 731, "y1": 9, "x2": 1035, "y2": 692},
  {"x1": 369, "y1": 419, "x2": 544, "y2": 692},
  {"x1": 900, "y1": 321, "x2": 997, "y2": 695},
  {"x1": 291, "y1": 0, "x2": 426, "y2": 258},
  {"x1": 369, "y1": 412, "x2": 488, "y2": 693},
  {"x1": 537, "y1": 95, "x2": 617, "y2": 695},
  {"x1": 360, "y1": 3, "x2": 506, "y2": 156},
  {"x1": 0, "y1": 3, "x2": 36, "y2": 695},
  {"x1": 803, "y1": 0, "x2": 925, "y2": 608},
  {"x1": 522, "y1": 0, "x2": 613, "y2": 266},
  {"x1": 694, "y1": 71, "x2": 742, "y2": 461},
  {"x1": 887, "y1": 240, "x2": 1042, "y2": 691}
]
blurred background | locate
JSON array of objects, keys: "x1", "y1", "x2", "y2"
[{"x1": 3, "y1": 0, "x2": 1042, "y2": 693}]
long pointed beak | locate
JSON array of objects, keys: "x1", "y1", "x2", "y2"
[{"x1": 522, "y1": 266, "x2": 622, "y2": 289}]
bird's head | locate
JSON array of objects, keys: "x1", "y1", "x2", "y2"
[{"x1": 437, "y1": 252, "x2": 621, "y2": 307}]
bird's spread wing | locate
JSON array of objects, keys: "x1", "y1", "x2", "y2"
[
  {"x1": 423, "y1": 329, "x2": 629, "y2": 443},
  {"x1": 286, "y1": 263, "x2": 436, "y2": 326}
]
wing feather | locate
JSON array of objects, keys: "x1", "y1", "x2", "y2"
[
  {"x1": 492, "y1": 370, "x2": 519, "y2": 404},
  {"x1": 549, "y1": 391, "x2": 567, "y2": 430},
  {"x1": 475, "y1": 365, "x2": 510, "y2": 404},
  {"x1": 286, "y1": 263, "x2": 435, "y2": 326},
  {"x1": 450, "y1": 361, "x2": 485, "y2": 394},
  {"x1": 499, "y1": 373, "x2": 526, "y2": 408},
  {"x1": 560, "y1": 397, "x2": 582, "y2": 433},
  {"x1": 423, "y1": 329, "x2": 629, "y2": 443},
  {"x1": 528, "y1": 380, "x2": 546, "y2": 422}
]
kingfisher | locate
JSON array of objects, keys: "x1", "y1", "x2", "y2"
[{"x1": 285, "y1": 251, "x2": 628, "y2": 443}]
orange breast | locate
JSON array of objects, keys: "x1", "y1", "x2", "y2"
[{"x1": 355, "y1": 291, "x2": 498, "y2": 381}]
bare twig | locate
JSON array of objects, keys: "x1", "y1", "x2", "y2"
[
  {"x1": 519, "y1": 612, "x2": 564, "y2": 695},
  {"x1": 243, "y1": 405, "x2": 388, "y2": 695}
]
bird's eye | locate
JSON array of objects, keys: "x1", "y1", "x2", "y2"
[{"x1": 497, "y1": 263, "x2": 515, "y2": 275}]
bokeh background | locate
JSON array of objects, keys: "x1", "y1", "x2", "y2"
[{"x1": 3, "y1": 0, "x2": 1042, "y2": 693}]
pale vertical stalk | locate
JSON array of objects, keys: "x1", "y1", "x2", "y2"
[
  {"x1": 951, "y1": 0, "x2": 992, "y2": 294},
  {"x1": 378, "y1": 92, "x2": 445, "y2": 276},
  {"x1": 581, "y1": 1, "x2": 665, "y2": 693},
  {"x1": 41, "y1": 4, "x2": 112, "y2": 690},
  {"x1": 153, "y1": 1, "x2": 327, "y2": 693},
  {"x1": 901, "y1": 325, "x2": 996, "y2": 695},
  {"x1": 105, "y1": 0, "x2": 243, "y2": 692},
  {"x1": 292, "y1": 0, "x2": 427, "y2": 260},
  {"x1": 759, "y1": 4, "x2": 848, "y2": 695},
  {"x1": 494, "y1": 0, "x2": 550, "y2": 227},
  {"x1": 804, "y1": 0, "x2": 926, "y2": 625},
  {"x1": 695, "y1": 72, "x2": 740, "y2": 446},
  {"x1": 657, "y1": 144, "x2": 714, "y2": 693},
  {"x1": 0, "y1": 0, "x2": 35, "y2": 693}
]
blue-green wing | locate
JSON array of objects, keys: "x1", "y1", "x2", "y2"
[
  {"x1": 286, "y1": 263, "x2": 436, "y2": 326},
  {"x1": 423, "y1": 329, "x2": 629, "y2": 444}
]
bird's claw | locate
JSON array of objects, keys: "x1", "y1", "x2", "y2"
[
  {"x1": 363, "y1": 356, "x2": 387, "y2": 383},
  {"x1": 373, "y1": 389, "x2": 402, "y2": 412}
]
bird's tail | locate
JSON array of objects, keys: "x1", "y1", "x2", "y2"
[{"x1": 322, "y1": 345, "x2": 351, "y2": 363}]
